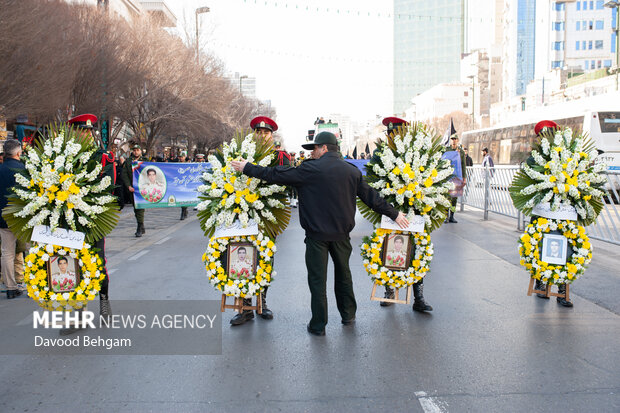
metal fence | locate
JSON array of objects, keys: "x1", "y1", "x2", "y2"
[{"x1": 461, "y1": 166, "x2": 620, "y2": 246}]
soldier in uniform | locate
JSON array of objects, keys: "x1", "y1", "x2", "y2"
[
  {"x1": 121, "y1": 144, "x2": 148, "y2": 237},
  {"x1": 61, "y1": 114, "x2": 115, "y2": 333},
  {"x1": 529, "y1": 120, "x2": 573, "y2": 307},
  {"x1": 375, "y1": 117, "x2": 431, "y2": 312},
  {"x1": 229, "y1": 116, "x2": 285, "y2": 326},
  {"x1": 445, "y1": 134, "x2": 467, "y2": 224}
]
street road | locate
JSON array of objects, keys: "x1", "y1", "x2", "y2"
[{"x1": 0, "y1": 207, "x2": 619, "y2": 412}]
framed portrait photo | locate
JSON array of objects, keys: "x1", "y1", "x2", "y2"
[
  {"x1": 382, "y1": 233, "x2": 413, "y2": 270},
  {"x1": 47, "y1": 255, "x2": 80, "y2": 293},
  {"x1": 541, "y1": 234, "x2": 568, "y2": 266},
  {"x1": 227, "y1": 242, "x2": 257, "y2": 280}
]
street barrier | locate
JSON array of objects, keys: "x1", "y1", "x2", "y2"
[{"x1": 461, "y1": 166, "x2": 620, "y2": 246}]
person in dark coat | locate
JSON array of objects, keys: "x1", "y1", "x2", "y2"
[
  {"x1": 0, "y1": 139, "x2": 25, "y2": 299},
  {"x1": 231, "y1": 132, "x2": 409, "y2": 335}
]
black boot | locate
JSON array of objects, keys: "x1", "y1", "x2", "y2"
[
  {"x1": 135, "y1": 223, "x2": 143, "y2": 237},
  {"x1": 535, "y1": 279, "x2": 549, "y2": 299},
  {"x1": 258, "y1": 288, "x2": 273, "y2": 319},
  {"x1": 448, "y1": 211, "x2": 458, "y2": 223},
  {"x1": 100, "y1": 293, "x2": 112, "y2": 322},
  {"x1": 59, "y1": 308, "x2": 88, "y2": 336},
  {"x1": 412, "y1": 281, "x2": 433, "y2": 312},
  {"x1": 557, "y1": 284, "x2": 573, "y2": 307},
  {"x1": 141, "y1": 223, "x2": 146, "y2": 234},
  {"x1": 180, "y1": 208, "x2": 188, "y2": 220},
  {"x1": 380, "y1": 286, "x2": 395, "y2": 307},
  {"x1": 230, "y1": 299, "x2": 254, "y2": 325}
]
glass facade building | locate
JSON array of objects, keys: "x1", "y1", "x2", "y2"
[
  {"x1": 516, "y1": 0, "x2": 536, "y2": 96},
  {"x1": 393, "y1": 0, "x2": 465, "y2": 114}
]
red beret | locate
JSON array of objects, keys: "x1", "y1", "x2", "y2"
[
  {"x1": 68, "y1": 113, "x2": 98, "y2": 129},
  {"x1": 382, "y1": 117, "x2": 409, "y2": 128},
  {"x1": 534, "y1": 120, "x2": 558, "y2": 136},
  {"x1": 250, "y1": 116, "x2": 278, "y2": 132}
]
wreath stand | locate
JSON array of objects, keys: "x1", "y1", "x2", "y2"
[
  {"x1": 370, "y1": 283, "x2": 412, "y2": 305},
  {"x1": 221, "y1": 293, "x2": 263, "y2": 314},
  {"x1": 527, "y1": 278, "x2": 570, "y2": 301}
]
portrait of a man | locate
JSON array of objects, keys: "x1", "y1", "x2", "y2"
[
  {"x1": 541, "y1": 234, "x2": 568, "y2": 265},
  {"x1": 138, "y1": 166, "x2": 167, "y2": 203},
  {"x1": 47, "y1": 255, "x2": 80, "y2": 293},
  {"x1": 227, "y1": 243, "x2": 257, "y2": 280},
  {"x1": 382, "y1": 234, "x2": 412, "y2": 270}
]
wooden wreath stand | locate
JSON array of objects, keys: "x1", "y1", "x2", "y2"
[
  {"x1": 527, "y1": 278, "x2": 570, "y2": 301},
  {"x1": 221, "y1": 293, "x2": 263, "y2": 314},
  {"x1": 370, "y1": 283, "x2": 413, "y2": 305}
]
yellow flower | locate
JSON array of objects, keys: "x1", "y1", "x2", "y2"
[
  {"x1": 431, "y1": 169, "x2": 438, "y2": 177},
  {"x1": 224, "y1": 183, "x2": 234, "y2": 193},
  {"x1": 56, "y1": 191, "x2": 69, "y2": 202},
  {"x1": 549, "y1": 176, "x2": 557, "y2": 183},
  {"x1": 583, "y1": 195, "x2": 592, "y2": 201},
  {"x1": 424, "y1": 177, "x2": 433, "y2": 188},
  {"x1": 392, "y1": 167, "x2": 400, "y2": 175},
  {"x1": 48, "y1": 192, "x2": 55, "y2": 202},
  {"x1": 48, "y1": 184, "x2": 59, "y2": 193},
  {"x1": 211, "y1": 182, "x2": 217, "y2": 189},
  {"x1": 67, "y1": 202, "x2": 74, "y2": 209},
  {"x1": 68, "y1": 183, "x2": 80, "y2": 195},
  {"x1": 419, "y1": 166, "x2": 425, "y2": 172},
  {"x1": 245, "y1": 193, "x2": 259, "y2": 203}
]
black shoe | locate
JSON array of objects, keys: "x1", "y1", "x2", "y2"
[
  {"x1": 257, "y1": 290, "x2": 273, "y2": 319},
  {"x1": 534, "y1": 280, "x2": 549, "y2": 299},
  {"x1": 413, "y1": 282, "x2": 433, "y2": 312},
  {"x1": 380, "y1": 287, "x2": 394, "y2": 307},
  {"x1": 230, "y1": 311, "x2": 254, "y2": 326},
  {"x1": 307, "y1": 323, "x2": 325, "y2": 336},
  {"x1": 448, "y1": 215, "x2": 458, "y2": 223},
  {"x1": 557, "y1": 284, "x2": 573, "y2": 307},
  {"x1": 6, "y1": 289, "x2": 22, "y2": 299},
  {"x1": 135, "y1": 225, "x2": 142, "y2": 237},
  {"x1": 180, "y1": 214, "x2": 186, "y2": 220},
  {"x1": 341, "y1": 317, "x2": 355, "y2": 325},
  {"x1": 100, "y1": 294, "x2": 112, "y2": 322},
  {"x1": 141, "y1": 224, "x2": 146, "y2": 234}
]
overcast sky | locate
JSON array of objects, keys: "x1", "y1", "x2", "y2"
[{"x1": 167, "y1": 0, "x2": 393, "y2": 151}]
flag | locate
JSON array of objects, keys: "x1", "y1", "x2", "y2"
[
  {"x1": 442, "y1": 118, "x2": 457, "y2": 146},
  {"x1": 365, "y1": 143, "x2": 370, "y2": 155},
  {"x1": 352, "y1": 146, "x2": 358, "y2": 159}
]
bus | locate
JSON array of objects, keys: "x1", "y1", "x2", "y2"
[{"x1": 462, "y1": 108, "x2": 620, "y2": 171}]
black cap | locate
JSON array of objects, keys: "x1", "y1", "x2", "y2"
[{"x1": 301, "y1": 131, "x2": 338, "y2": 149}]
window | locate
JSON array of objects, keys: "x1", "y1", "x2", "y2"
[
  {"x1": 583, "y1": 40, "x2": 587, "y2": 49},
  {"x1": 464, "y1": 91, "x2": 469, "y2": 96},
  {"x1": 604, "y1": 59, "x2": 612, "y2": 67},
  {"x1": 577, "y1": 2, "x2": 581, "y2": 10},
  {"x1": 589, "y1": 40, "x2": 593, "y2": 49},
  {"x1": 596, "y1": 0, "x2": 604, "y2": 9},
  {"x1": 576, "y1": 21, "x2": 581, "y2": 30},
  {"x1": 597, "y1": 60, "x2": 602, "y2": 68},
  {"x1": 553, "y1": 41, "x2": 564, "y2": 50},
  {"x1": 555, "y1": 2, "x2": 565, "y2": 11},
  {"x1": 590, "y1": 1, "x2": 594, "y2": 9},
  {"x1": 582, "y1": 1, "x2": 587, "y2": 9},
  {"x1": 554, "y1": 22, "x2": 565, "y2": 31},
  {"x1": 584, "y1": 60, "x2": 589, "y2": 69},
  {"x1": 552, "y1": 61, "x2": 564, "y2": 69},
  {"x1": 463, "y1": 103, "x2": 469, "y2": 109},
  {"x1": 596, "y1": 20, "x2": 604, "y2": 30},
  {"x1": 589, "y1": 21, "x2": 594, "y2": 30},
  {"x1": 576, "y1": 41, "x2": 581, "y2": 50},
  {"x1": 595, "y1": 40, "x2": 604, "y2": 49},
  {"x1": 591, "y1": 59, "x2": 596, "y2": 68}
]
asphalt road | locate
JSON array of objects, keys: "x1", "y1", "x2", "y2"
[{"x1": 0, "y1": 206, "x2": 619, "y2": 412}]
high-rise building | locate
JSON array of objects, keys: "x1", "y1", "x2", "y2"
[
  {"x1": 393, "y1": 0, "x2": 466, "y2": 115},
  {"x1": 516, "y1": 0, "x2": 537, "y2": 95},
  {"x1": 548, "y1": 0, "x2": 615, "y2": 72}
]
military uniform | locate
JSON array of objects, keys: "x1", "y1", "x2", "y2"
[
  {"x1": 530, "y1": 120, "x2": 573, "y2": 307},
  {"x1": 61, "y1": 114, "x2": 115, "y2": 334},
  {"x1": 230, "y1": 116, "x2": 283, "y2": 326},
  {"x1": 378, "y1": 117, "x2": 433, "y2": 312},
  {"x1": 121, "y1": 145, "x2": 148, "y2": 237}
]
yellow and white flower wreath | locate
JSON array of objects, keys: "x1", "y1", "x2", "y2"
[
  {"x1": 519, "y1": 217, "x2": 592, "y2": 285},
  {"x1": 361, "y1": 228, "x2": 433, "y2": 288},
  {"x1": 24, "y1": 242, "x2": 105, "y2": 311},
  {"x1": 202, "y1": 233, "x2": 276, "y2": 298}
]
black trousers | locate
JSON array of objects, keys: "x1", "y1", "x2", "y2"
[{"x1": 304, "y1": 236, "x2": 357, "y2": 331}]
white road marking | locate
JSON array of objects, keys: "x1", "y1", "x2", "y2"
[
  {"x1": 415, "y1": 391, "x2": 444, "y2": 413},
  {"x1": 154, "y1": 236, "x2": 171, "y2": 245},
  {"x1": 16, "y1": 313, "x2": 33, "y2": 326},
  {"x1": 128, "y1": 250, "x2": 150, "y2": 261},
  {"x1": 108, "y1": 268, "x2": 118, "y2": 275}
]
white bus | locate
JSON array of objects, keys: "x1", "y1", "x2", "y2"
[{"x1": 462, "y1": 109, "x2": 620, "y2": 171}]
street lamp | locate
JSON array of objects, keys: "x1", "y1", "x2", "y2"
[
  {"x1": 195, "y1": 6, "x2": 210, "y2": 64},
  {"x1": 605, "y1": 0, "x2": 620, "y2": 90},
  {"x1": 239, "y1": 75, "x2": 248, "y2": 94}
]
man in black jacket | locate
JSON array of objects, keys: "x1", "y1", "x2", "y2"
[
  {"x1": 232, "y1": 132, "x2": 408, "y2": 335},
  {"x1": 0, "y1": 139, "x2": 25, "y2": 299}
]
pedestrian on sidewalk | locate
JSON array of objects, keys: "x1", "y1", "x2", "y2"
[
  {"x1": 231, "y1": 131, "x2": 409, "y2": 336},
  {"x1": 0, "y1": 139, "x2": 25, "y2": 299},
  {"x1": 122, "y1": 144, "x2": 148, "y2": 237},
  {"x1": 445, "y1": 135, "x2": 467, "y2": 223},
  {"x1": 178, "y1": 152, "x2": 190, "y2": 220}
]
